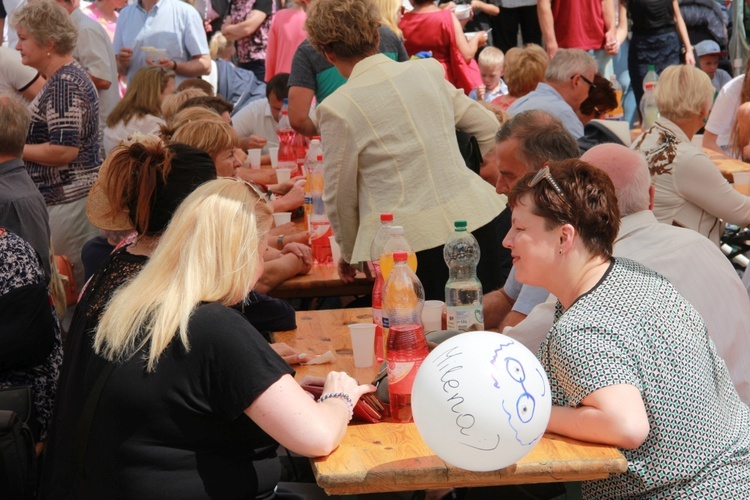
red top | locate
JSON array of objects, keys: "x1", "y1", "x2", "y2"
[
  {"x1": 551, "y1": 0, "x2": 605, "y2": 51},
  {"x1": 399, "y1": 9, "x2": 481, "y2": 94}
]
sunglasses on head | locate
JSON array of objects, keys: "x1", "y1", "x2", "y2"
[{"x1": 528, "y1": 165, "x2": 571, "y2": 208}]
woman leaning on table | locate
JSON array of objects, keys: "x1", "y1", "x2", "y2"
[
  {"x1": 42, "y1": 175, "x2": 373, "y2": 499},
  {"x1": 632, "y1": 64, "x2": 750, "y2": 245},
  {"x1": 13, "y1": 0, "x2": 102, "y2": 290},
  {"x1": 307, "y1": 0, "x2": 505, "y2": 301},
  {"x1": 503, "y1": 159, "x2": 750, "y2": 498}
]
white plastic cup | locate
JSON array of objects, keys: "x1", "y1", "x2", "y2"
[
  {"x1": 268, "y1": 147, "x2": 279, "y2": 168},
  {"x1": 247, "y1": 148, "x2": 262, "y2": 169},
  {"x1": 276, "y1": 168, "x2": 292, "y2": 184},
  {"x1": 272, "y1": 212, "x2": 292, "y2": 226},
  {"x1": 422, "y1": 300, "x2": 445, "y2": 333},
  {"x1": 329, "y1": 236, "x2": 341, "y2": 264},
  {"x1": 734, "y1": 171, "x2": 750, "y2": 196},
  {"x1": 348, "y1": 323, "x2": 376, "y2": 368}
]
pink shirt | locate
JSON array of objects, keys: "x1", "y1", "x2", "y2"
[
  {"x1": 265, "y1": 7, "x2": 307, "y2": 81},
  {"x1": 82, "y1": 3, "x2": 117, "y2": 42}
]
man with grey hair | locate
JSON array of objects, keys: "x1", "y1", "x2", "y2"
[
  {"x1": 506, "y1": 143, "x2": 750, "y2": 405},
  {"x1": 506, "y1": 48, "x2": 597, "y2": 138},
  {"x1": 484, "y1": 109, "x2": 580, "y2": 329},
  {"x1": 0, "y1": 94, "x2": 51, "y2": 277}
]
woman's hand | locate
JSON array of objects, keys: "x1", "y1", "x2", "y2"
[
  {"x1": 271, "y1": 342, "x2": 309, "y2": 364},
  {"x1": 337, "y1": 258, "x2": 357, "y2": 283},
  {"x1": 282, "y1": 242, "x2": 313, "y2": 268},
  {"x1": 321, "y1": 371, "x2": 376, "y2": 406}
]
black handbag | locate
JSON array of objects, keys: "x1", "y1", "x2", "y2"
[{"x1": 0, "y1": 386, "x2": 37, "y2": 500}]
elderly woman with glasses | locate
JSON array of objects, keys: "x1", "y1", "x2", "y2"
[
  {"x1": 503, "y1": 159, "x2": 750, "y2": 498},
  {"x1": 632, "y1": 64, "x2": 750, "y2": 245}
]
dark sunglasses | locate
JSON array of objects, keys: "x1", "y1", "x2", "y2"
[{"x1": 573, "y1": 74, "x2": 597, "y2": 89}]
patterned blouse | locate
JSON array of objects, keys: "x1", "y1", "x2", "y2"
[
  {"x1": 541, "y1": 258, "x2": 750, "y2": 499},
  {"x1": 229, "y1": 0, "x2": 274, "y2": 64},
  {"x1": 0, "y1": 228, "x2": 62, "y2": 441},
  {"x1": 25, "y1": 60, "x2": 102, "y2": 206}
]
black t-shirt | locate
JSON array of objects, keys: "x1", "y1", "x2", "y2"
[
  {"x1": 82, "y1": 303, "x2": 294, "y2": 499},
  {"x1": 625, "y1": 0, "x2": 675, "y2": 35}
]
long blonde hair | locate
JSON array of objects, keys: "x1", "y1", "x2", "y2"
[{"x1": 94, "y1": 179, "x2": 274, "y2": 371}]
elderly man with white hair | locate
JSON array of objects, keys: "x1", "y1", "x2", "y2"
[
  {"x1": 506, "y1": 48, "x2": 597, "y2": 138},
  {"x1": 507, "y1": 143, "x2": 750, "y2": 405}
]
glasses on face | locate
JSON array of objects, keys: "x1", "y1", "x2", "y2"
[
  {"x1": 573, "y1": 74, "x2": 597, "y2": 89},
  {"x1": 528, "y1": 165, "x2": 570, "y2": 208}
]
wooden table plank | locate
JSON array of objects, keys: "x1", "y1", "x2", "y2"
[
  {"x1": 275, "y1": 309, "x2": 629, "y2": 495},
  {"x1": 268, "y1": 264, "x2": 374, "y2": 300}
]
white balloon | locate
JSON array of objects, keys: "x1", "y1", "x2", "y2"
[{"x1": 412, "y1": 331, "x2": 551, "y2": 472}]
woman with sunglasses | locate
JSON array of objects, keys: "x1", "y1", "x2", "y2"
[{"x1": 504, "y1": 159, "x2": 750, "y2": 498}]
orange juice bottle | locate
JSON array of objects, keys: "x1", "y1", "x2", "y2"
[{"x1": 380, "y1": 226, "x2": 417, "y2": 280}]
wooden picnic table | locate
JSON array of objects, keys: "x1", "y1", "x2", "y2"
[{"x1": 274, "y1": 308, "x2": 629, "y2": 496}]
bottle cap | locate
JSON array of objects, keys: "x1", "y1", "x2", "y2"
[
  {"x1": 317, "y1": 155, "x2": 323, "y2": 161},
  {"x1": 283, "y1": 98, "x2": 289, "y2": 105},
  {"x1": 313, "y1": 135, "x2": 321, "y2": 140},
  {"x1": 388, "y1": 226, "x2": 404, "y2": 235},
  {"x1": 393, "y1": 251, "x2": 408, "y2": 263},
  {"x1": 454, "y1": 220, "x2": 467, "y2": 230},
  {"x1": 647, "y1": 65, "x2": 655, "y2": 71},
  {"x1": 380, "y1": 213, "x2": 394, "y2": 222}
]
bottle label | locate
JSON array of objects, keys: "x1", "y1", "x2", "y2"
[
  {"x1": 446, "y1": 305, "x2": 484, "y2": 331},
  {"x1": 387, "y1": 360, "x2": 422, "y2": 394},
  {"x1": 309, "y1": 219, "x2": 331, "y2": 240},
  {"x1": 373, "y1": 307, "x2": 382, "y2": 325}
]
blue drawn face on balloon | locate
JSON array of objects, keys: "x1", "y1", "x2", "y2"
[{"x1": 490, "y1": 341, "x2": 547, "y2": 446}]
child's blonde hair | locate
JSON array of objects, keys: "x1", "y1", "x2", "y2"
[{"x1": 478, "y1": 46, "x2": 504, "y2": 71}]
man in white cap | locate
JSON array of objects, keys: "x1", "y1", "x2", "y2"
[{"x1": 695, "y1": 39, "x2": 731, "y2": 92}]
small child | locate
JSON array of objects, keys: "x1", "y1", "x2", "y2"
[
  {"x1": 469, "y1": 47, "x2": 508, "y2": 102},
  {"x1": 695, "y1": 40, "x2": 732, "y2": 92}
]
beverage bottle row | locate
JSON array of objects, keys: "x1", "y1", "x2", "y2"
[
  {"x1": 303, "y1": 137, "x2": 322, "y2": 220},
  {"x1": 640, "y1": 66, "x2": 659, "y2": 130}
]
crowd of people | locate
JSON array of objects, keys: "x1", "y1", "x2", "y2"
[{"x1": 1, "y1": 0, "x2": 750, "y2": 497}]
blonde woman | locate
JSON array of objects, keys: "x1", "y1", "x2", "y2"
[
  {"x1": 103, "y1": 65, "x2": 175, "y2": 155},
  {"x1": 85, "y1": 179, "x2": 371, "y2": 497},
  {"x1": 374, "y1": 0, "x2": 403, "y2": 38},
  {"x1": 491, "y1": 44, "x2": 549, "y2": 111},
  {"x1": 632, "y1": 64, "x2": 750, "y2": 244},
  {"x1": 161, "y1": 88, "x2": 207, "y2": 123}
]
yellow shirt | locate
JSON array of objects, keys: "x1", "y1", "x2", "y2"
[{"x1": 316, "y1": 54, "x2": 505, "y2": 264}]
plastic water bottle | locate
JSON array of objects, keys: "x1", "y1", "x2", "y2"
[
  {"x1": 640, "y1": 66, "x2": 659, "y2": 130},
  {"x1": 309, "y1": 154, "x2": 333, "y2": 264},
  {"x1": 370, "y1": 213, "x2": 394, "y2": 362},
  {"x1": 380, "y1": 226, "x2": 417, "y2": 280},
  {"x1": 277, "y1": 98, "x2": 296, "y2": 171},
  {"x1": 303, "y1": 137, "x2": 322, "y2": 220},
  {"x1": 384, "y1": 251, "x2": 428, "y2": 423},
  {"x1": 444, "y1": 220, "x2": 484, "y2": 331}
]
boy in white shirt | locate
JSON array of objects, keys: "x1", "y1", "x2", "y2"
[{"x1": 469, "y1": 47, "x2": 508, "y2": 102}]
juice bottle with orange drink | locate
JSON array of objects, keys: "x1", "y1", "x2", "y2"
[{"x1": 380, "y1": 226, "x2": 417, "y2": 279}]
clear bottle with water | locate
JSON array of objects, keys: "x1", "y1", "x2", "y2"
[
  {"x1": 640, "y1": 66, "x2": 659, "y2": 130},
  {"x1": 309, "y1": 154, "x2": 332, "y2": 264},
  {"x1": 444, "y1": 220, "x2": 484, "y2": 331},
  {"x1": 277, "y1": 98, "x2": 296, "y2": 170},
  {"x1": 370, "y1": 213, "x2": 394, "y2": 362},
  {"x1": 384, "y1": 251, "x2": 428, "y2": 423}
]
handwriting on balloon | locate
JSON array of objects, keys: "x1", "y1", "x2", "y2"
[{"x1": 433, "y1": 345, "x2": 500, "y2": 451}]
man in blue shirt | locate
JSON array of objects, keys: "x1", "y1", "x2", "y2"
[
  {"x1": 113, "y1": 0, "x2": 210, "y2": 86},
  {"x1": 507, "y1": 48, "x2": 596, "y2": 139}
]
